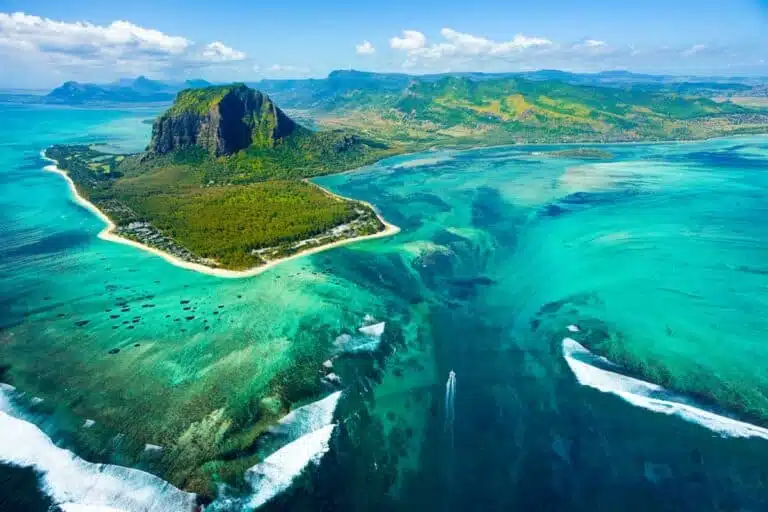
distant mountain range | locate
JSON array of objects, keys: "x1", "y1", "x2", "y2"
[
  {"x1": 253, "y1": 69, "x2": 767, "y2": 111},
  {"x1": 35, "y1": 70, "x2": 767, "y2": 107},
  {"x1": 245, "y1": 70, "x2": 767, "y2": 146},
  {"x1": 44, "y1": 76, "x2": 212, "y2": 104}
]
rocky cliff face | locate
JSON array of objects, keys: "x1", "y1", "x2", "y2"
[{"x1": 148, "y1": 84, "x2": 300, "y2": 157}]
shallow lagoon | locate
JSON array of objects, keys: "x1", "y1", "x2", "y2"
[{"x1": 2, "y1": 103, "x2": 768, "y2": 510}]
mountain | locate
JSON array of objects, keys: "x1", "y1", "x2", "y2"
[
  {"x1": 251, "y1": 70, "x2": 412, "y2": 111},
  {"x1": 143, "y1": 84, "x2": 389, "y2": 180},
  {"x1": 41, "y1": 70, "x2": 766, "y2": 107},
  {"x1": 263, "y1": 72, "x2": 765, "y2": 146},
  {"x1": 184, "y1": 79, "x2": 213, "y2": 89},
  {"x1": 149, "y1": 84, "x2": 300, "y2": 156},
  {"x1": 44, "y1": 76, "x2": 212, "y2": 104},
  {"x1": 256, "y1": 69, "x2": 767, "y2": 111}
]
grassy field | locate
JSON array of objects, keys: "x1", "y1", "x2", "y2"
[
  {"x1": 716, "y1": 96, "x2": 768, "y2": 108},
  {"x1": 303, "y1": 75, "x2": 768, "y2": 146}
]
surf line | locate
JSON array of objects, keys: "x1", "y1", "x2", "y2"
[
  {"x1": 0, "y1": 384, "x2": 197, "y2": 512},
  {"x1": 1, "y1": 381, "x2": 343, "y2": 511},
  {"x1": 562, "y1": 337, "x2": 768, "y2": 440}
]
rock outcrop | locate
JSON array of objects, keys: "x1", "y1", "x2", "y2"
[{"x1": 148, "y1": 84, "x2": 299, "y2": 157}]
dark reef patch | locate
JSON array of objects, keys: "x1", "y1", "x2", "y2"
[{"x1": 2, "y1": 230, "x2": 92, "y2": 258}]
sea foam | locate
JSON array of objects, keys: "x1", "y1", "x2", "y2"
[
  {"x1": 562, "y1": 338, "x2": 768, "y2": 440},
  {"x1": 269, "y1": 391, "x2": 342, "y2": 439},
  {"x1": 235, "y1": 391, "x2": 342, "y2": 509},
  {"x1": 246, "y1": 424, "x2": 336, "y2": 509},
  {"x1": 0, "y1": 409, "x2": 196, "y2": 511},
  {"x1": 333, "y1": 320, "x2": 386, "y2": 354},
  {"x1": 358, "y1": 321, "x2": 386, "y2": 338},
  {"x1": 59, "y1": 505, "x2": 131, "y2": 512}
]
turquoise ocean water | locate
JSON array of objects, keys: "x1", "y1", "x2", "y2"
[{"x1": 2, "y1": 102, "x2": 768, "y2": 511}]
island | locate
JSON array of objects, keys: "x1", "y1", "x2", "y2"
[{"x1": 45, "y1": 84, "x2": 398, "y2": 275}]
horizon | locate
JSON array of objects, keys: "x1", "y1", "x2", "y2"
[
  {"x1": 6, "y1": 67, "x2": 768, "y2": 93},
  {"x1": 0, "y1": 1, "x2": 766, "y2": 88}
]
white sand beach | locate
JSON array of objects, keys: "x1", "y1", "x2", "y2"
[{"x1": 41, "y1": 151, "x2": 400, "y2": 279}]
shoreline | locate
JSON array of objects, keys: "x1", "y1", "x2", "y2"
[
  {"x1": 40, "y1": 132, "x2": 766, "y2": 279},
  {"x1": 40, "y1": 151, "x2": 400, "y2": 279}
]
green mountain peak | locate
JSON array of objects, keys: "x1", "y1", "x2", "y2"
[{"x1": 150, "y1": 84, "x2": 300, "y2": 157}]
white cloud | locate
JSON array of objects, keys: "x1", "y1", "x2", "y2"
[
  {"x1": 269, "y1": 64, "x2": 295, "y2": 72},
  {"x1": 681, "y1": 44, "x2": 706, "y2": 57},
  {"x1": 265, "y1": 64, "x2": 310, "y2": 76},
  {"x1": 385, "y1": 27, "x2": 761, "y2": 75},
  {"x1": 392, "y1": 28, "x2": 553, "y2": 68},
  {"x1": 356, "y1": 40, "x2": 375, "y2": 55},
  {"x1": 0, "y1": 11, "x2": 247, "y2": 83},
  {"x1": 201, "y1": 41, "x2": 246, "y2": 62},
  {"x1": 0, "y1": 12, "x2": 190, "y2": 55},
  {"x1": 568, "y1": 38, "x2": 614, "y2": 57},
  {"x1": 389, "y1": 30, "x2": 427, "y2": 51}
]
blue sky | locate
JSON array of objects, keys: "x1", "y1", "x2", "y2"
[{"x1": 0, "y1": 0, "x2": 766, "y2": 87}]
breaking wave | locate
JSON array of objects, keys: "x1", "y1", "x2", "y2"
[
  {"x1": 206, "y1": 391, "x2": 343, "y2": 510},
  {"x1": 269, "y1": 391, "x2": 342, "y2": 440},
  {"x1": 562, "y1": 338, "x2": 768, "y2": 440},
  {"x1": 358, "y1": 321, "x2": 386, "y2": 338},
  {"x1": 333, "y1": 320, "x2": 386, "y2": 354},
  {"x1": 59, "y1": 505, "x2": 132, "y2": 512},
  {"x1": 245, "y1": 424, "x2": 336, "y2": 509},
  {"x1": 1, "y1": 381, "x2": 344, "y2": 512},
  {"x1": 0, "y1": 386, "x2": 196, "y2": 512},
  {"x1": 249, "y1": 391, "x2": 342, "y2": 507}
]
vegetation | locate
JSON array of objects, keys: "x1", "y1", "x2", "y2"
[
  {"x1": 256, "y1": 72, "x2": 768, "y2": 147},
  {"x1": 121, "y1": 181, "x2": 361, "y2": 269},
  {"x1": 215, "y1": 130, "x2": 390, "y2": 182},
  {"x1": 166, "y1": 86, "x2": 233, "y2": 115}
]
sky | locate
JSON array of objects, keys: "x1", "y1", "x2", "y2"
[{"x1": 0, "y1": 0, "x2": 766, "y2": 88}]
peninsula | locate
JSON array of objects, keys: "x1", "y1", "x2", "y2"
[
  {"x1": 45, "y1": 84, "x2": 398, "y2": 275},
  {"x1": 45, "y1": 76, "x2": 768, "y2": 276}
]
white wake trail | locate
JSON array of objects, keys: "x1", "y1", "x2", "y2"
[{"x1": 444, "y1": 371, "x2": 456, "y2": 445}]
